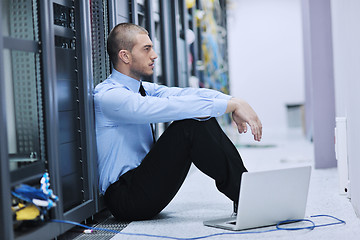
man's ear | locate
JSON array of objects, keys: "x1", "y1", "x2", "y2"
[{"x1": 118, "y1": 50, "x2": 131, "y2": 64}]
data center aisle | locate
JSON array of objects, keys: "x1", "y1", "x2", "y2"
[{"x1": 110, "y1": 126, "x2": 360, "y2": 240}]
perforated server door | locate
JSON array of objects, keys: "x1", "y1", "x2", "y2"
[
  {"x1": 91, "y1": 0, "x2": 111, "y2": 86},
  {"x1": 2, "y1": 0, "x2": 46, "y2": 185}
]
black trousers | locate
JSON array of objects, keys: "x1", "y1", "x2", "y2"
[{"x1": 104, "y1": 118, "x2": 247, "y2": 221}]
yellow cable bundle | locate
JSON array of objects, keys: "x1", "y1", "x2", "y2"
[{"x1": 12, "y1": 203, "x2": 41, "y2": 221}]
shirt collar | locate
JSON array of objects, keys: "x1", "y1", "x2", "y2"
[{"x1": 110, "y1": 68, "x2": 141, "y2": 93}]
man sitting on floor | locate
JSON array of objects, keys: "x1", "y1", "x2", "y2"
[{"x1": 93, "y1": 23, "x2": 262, "y2": 221}]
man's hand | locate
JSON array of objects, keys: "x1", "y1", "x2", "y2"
[{"x1": 226, "y1": 98, "x2": 262, "y2": 142}]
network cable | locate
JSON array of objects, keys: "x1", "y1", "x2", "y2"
[{"x1": 51, "y1": 214, "x2": 346, "y2": 240}]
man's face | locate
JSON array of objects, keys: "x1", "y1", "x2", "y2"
[{"x1": 129, "y1": 33, "x2": 158, "y2": 80}]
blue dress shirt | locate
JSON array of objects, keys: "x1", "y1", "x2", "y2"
[{"x1": 94, "y1": 69, "x2": 232, "y2": 194}]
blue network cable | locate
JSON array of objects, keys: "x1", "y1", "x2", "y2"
[{"x1": 51, "y1": 214, "x2": 346, "y2": 240}]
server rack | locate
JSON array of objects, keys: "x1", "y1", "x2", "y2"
[
  {"x1": 52, "y1": 0, "x2": 97, "y2": 223},
  {"x1": 0, "y1": 1, "x2": 97, "y2": 239},
  {"x1": 195, "y1": 0, "x2": 229, "y2": 93},
  {"x1": 1, "y1": 1, "x2": 59, "y2": 239}
]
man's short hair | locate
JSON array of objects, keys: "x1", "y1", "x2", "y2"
[{"x1": 107, "y1": 23, "x2": 149, "y2": 65}]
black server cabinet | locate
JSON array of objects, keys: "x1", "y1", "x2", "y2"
[
  {"x1": 51, "y1": 0, "x2": 97, "y2": 225},
  {"x1": 90, "y1": 0, "x2": 112, "y2": 211},
  {"x1": 171, "y1": 0, "x2": 190, "y2": 88},
  {"x1": 53, "y1": 0, "x2": 90, "y2": 213},
  {"x1": 0, "y1": 0, "x2": 55, "y2": 238},
  {"x1": 0, "y1": 0, "x2": 98, "y2": 239},
  {"x1": 159, "y1": 0, "x2": 176, "y2": 88},
  {"x1": 91, "y1": 0, "x2": 111, "y2": 87}
]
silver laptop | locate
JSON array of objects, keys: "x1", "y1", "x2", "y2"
[{"x1": 204, "y1": 166, "x2": 311, "y2": 231}]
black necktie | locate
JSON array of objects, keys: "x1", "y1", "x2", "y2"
[
  {"x1": 139, "y1": 83, "x2": 146, "y2": 97},
  {"x1": 139, "y1": 83, "x2": 156, "y2": 143}
]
